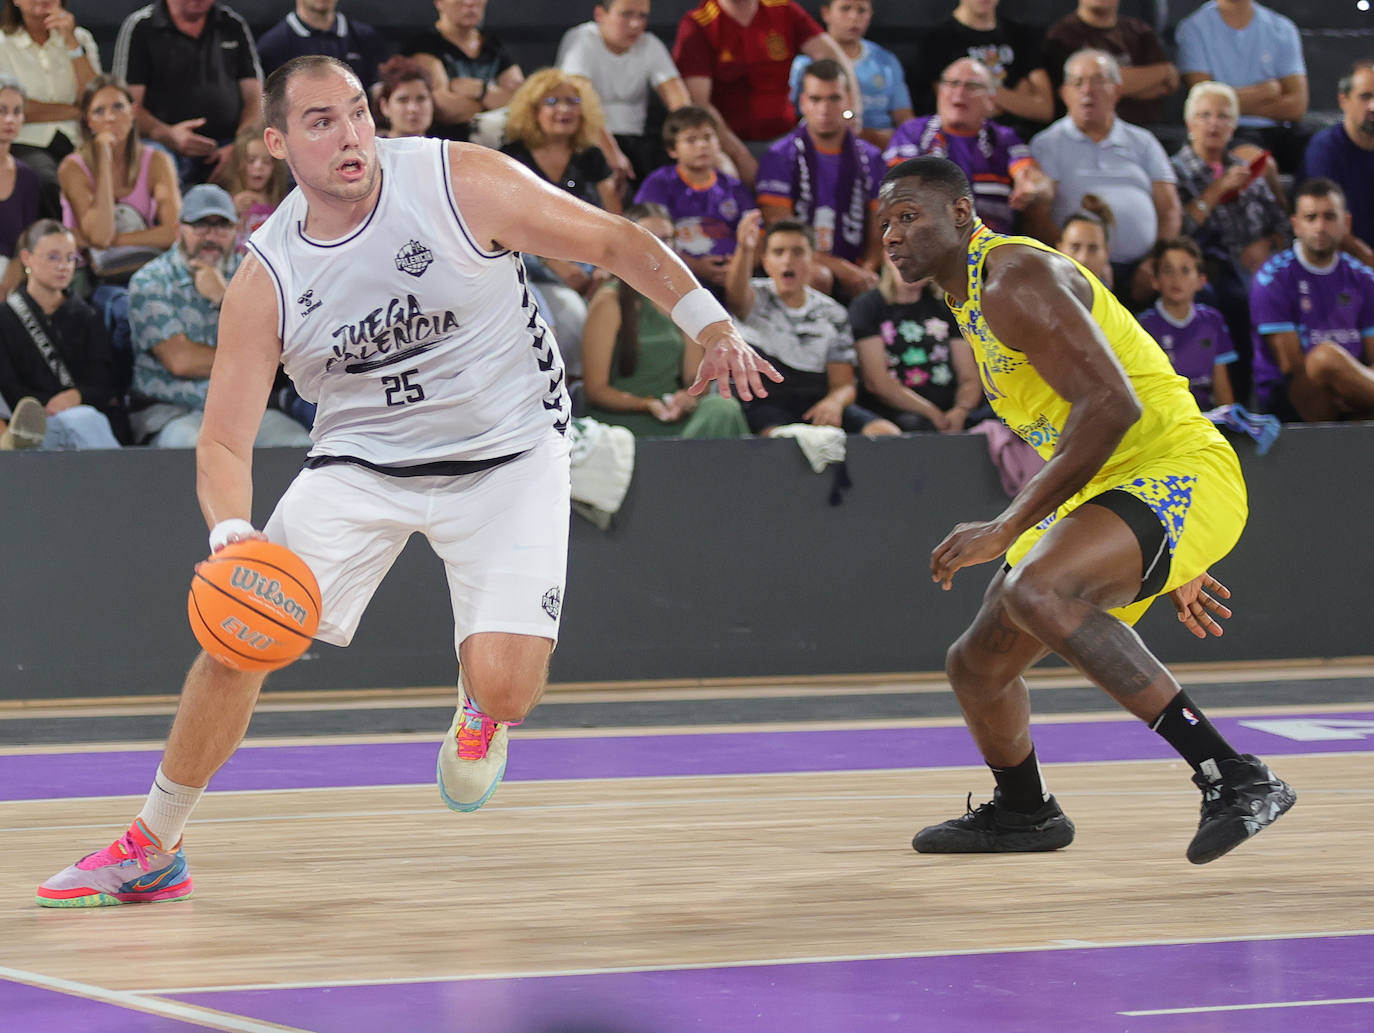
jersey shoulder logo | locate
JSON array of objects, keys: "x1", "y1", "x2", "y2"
[
  {"x1": 395, "y1": 239, "x2": 434, "y2": 277},
  {"x1": 541, "y1": 587, "x2": 562, "y2": 621}
]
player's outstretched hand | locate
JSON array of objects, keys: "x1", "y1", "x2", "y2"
[
  {"x1": 931, "y1": 520, "x2": 1014, "y2": 590},
  {"x1": 1169, "y1": 571, "x2": 1233, "y2": 639},
  {"x1": 688, "y1": 327, "x2": 783, "y2": 401}
]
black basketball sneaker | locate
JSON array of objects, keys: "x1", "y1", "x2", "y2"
[
  {"x1": 1187, "y1": 754, "x2": 1296, "y2": 864},
  {"x1": 913, "y1": 791, "x2": 1076, "y2": 853}
]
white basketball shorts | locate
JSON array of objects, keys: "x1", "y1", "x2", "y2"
[{"x1": 263, "y1": 432, "x2": 571, "y2": 651}]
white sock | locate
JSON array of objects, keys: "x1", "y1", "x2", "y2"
[{"x1": 135, "y1": 764, "x2": 205, "y2": 849}]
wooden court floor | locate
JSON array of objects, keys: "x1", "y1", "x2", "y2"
[{"x1": 4, "y1": 663, "x2": 1374, "y2": 1033}]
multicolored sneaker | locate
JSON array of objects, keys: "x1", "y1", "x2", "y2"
[
  {"x1": 436, "y1": 689, "x2": 516, "y2": 813},
  {"x1": 36, "y1": 819, "x2": 192, "y2": 908}
]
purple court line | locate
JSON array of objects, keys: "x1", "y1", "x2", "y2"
[
  {"x1": 163, "y1": 935, "x2": 1374, "y2": 1033},
  {"x1": 2, "y1": 712, "x2": 1372, "y2": 802},
  {"x1": 2, "y1": 979, "x2": 215, "y2": 1033}
]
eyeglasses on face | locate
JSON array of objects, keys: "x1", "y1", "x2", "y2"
[
  {"x1": 939, "y1": 78, "x2": 989, "y2": 94},
  {"x1": 188, "y1": 218, "x2": 235, "y2": 233},
  {"x1": 541, "y1": 95, "x2": 583, "y2": 108}
]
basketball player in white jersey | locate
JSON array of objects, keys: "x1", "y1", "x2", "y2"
[{"x1": 36, "y1": 55, "x2": 779, "y2": 907}]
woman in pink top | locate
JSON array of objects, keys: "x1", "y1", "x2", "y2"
[{"x1": 57, "y1": 74, "x2": 179, "y2": 282}]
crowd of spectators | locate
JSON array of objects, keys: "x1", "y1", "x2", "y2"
[{"x1": 1, "y1": 0, "x2": 1371, "y2": 453}]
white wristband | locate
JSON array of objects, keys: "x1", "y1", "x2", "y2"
[
  {"x1": 670, "y1": 287, "x2": 730, "y2": 341},
  {"x1": 209, "y1": 518, "x2": 257, "y2": 553}
]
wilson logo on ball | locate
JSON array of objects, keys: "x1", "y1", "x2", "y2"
[{"x1": 228, "y1": 566, "x2": 312, "y2": 627}]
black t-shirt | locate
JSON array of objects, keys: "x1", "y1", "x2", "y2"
[
  {"x1": 0, "y1": 290, "x2": 118, "y2": 415},
  {"x1": 500, "y1": 141, "x2": 612, "y2": 209},
  {"x1": 403, "y1": 28, "x2": 519, "y2": 140},
  {"x1": 914, "y1": 17, "x2": 1048, "y2": 141},
  {"x1": 115, "y1": 1, "x2": 262, "y2": 143},
  {"x1": 848, "y1": 286, "x2": 961, "y2": 412}
]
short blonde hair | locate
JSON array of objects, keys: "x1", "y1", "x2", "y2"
[
  {"x1": 1183, "y1": 80, "x2": 1240, "y2": 123},
  {"x1": 504, "y1": 68, "x2": 605, "y2": 152}
]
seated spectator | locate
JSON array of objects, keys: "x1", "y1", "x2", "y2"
[
  {"x1": 0, "y1": 76, "x2": 59, "y2": 295},
  {"x1": 1173, "y1": 80, "x2": 1289, "y2": 402},
  {"x1": 127, "y1": 184, "x2": 310, "y2": 447},
  {"x1": 1302, "y1": 61, "x2": 1374, "y2": 266},
  {"x1": 849, "y1": 254, "x2": 982, "y2": 432},
  {"x1": 789, "y1": 0, "x2": 912, "y2": 149},
  {"x1": 582, "y1": 201, "x2": 748, "y2": 437},
  {"x1": 756, "y1": 60, "x2": 883, "y2": 301},
  {"x1": 221, "y1": 123, "x2": 287, "y2": 250},
  {"x1": 115, "y1": 1, "x2": 263, "y2": 187},
  {"x1": 255, "y1": 0, "x2": 390, "y2": 88},
  {"x1": 59, "y1": 75, "x2": 180, "y2": 284},
  {"x1": 0, "y1": 0, "x2": 98, "y2": 185},
  {"x1": 671, "y1": 0, "x2": 861, "y2": 186},
  {"x1": 375, "y1": 55, "x2": 437, "y2": 139},
  {"x1": 1043, "y1": 0, "x2": 1178, "y2": 128},
  {"x1": 725, "y1": 211, "x2": 898, "y2": 437},
  {"x1": 915, "y1": 0, "x2": 1053, "y2": 138},
  {"x1": 556, "y1": 0, "x2": 691, "y2": 187},
  {"x1": 502, "y1": 70, "x2": 619, "y2": 376},
  {"x1": 1055, "y1": 194, "x2": 1115, "y2": 288},
  {"x1": 0, "y1": 218, "x2": 123, "y2": 447},
  {"x1": 1250, "y1": 178, "x2": 1374, "y2": 422},
  {"x1": 883, "y1": 58, "x2": 1052, "y2": 238},
  {"x1": 1174, "y1": 0, "x2": 1308, "y2": 175},
  {"x1": 633, "y1": 105, "x2": 753, "y2": 293},
  {"x1": 1031, "y1": 48, "x2": 1180, "y2": 297},
  {"x1": 405, "y1": 0, "x2": 523, "y2": 143},
  {"x1": 1137, "y1": 236, "x2": 1237, "y2": 410}
]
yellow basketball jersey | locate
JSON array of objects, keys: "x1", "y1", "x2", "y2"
[{"x1": 947, "y1": 222, "x2": 1226, "y2": 485}]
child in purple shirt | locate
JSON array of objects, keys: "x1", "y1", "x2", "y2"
[
  {"x1": 1137, "y1": 237, "x2": 1237, "y2": 411},
  {"x1": 634, "y1": 106, "x2": 756, "y2": 292}
]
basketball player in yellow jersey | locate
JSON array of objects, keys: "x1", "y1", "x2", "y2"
[{"x1": 877, "y1": 156, "x2": 1295, "y2": 864}]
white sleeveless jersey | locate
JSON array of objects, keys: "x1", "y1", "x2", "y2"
[{"x1": 247, "y1": 136, "x2": 569, "y2": 466}]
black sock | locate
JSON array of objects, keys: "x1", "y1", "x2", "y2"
[
  {"x1": 1149, "y1": 690, "x2": 1240, "y2": 773},
  {"x1": 989, "y1": 746, "x2": 1049, "y2": 814}
]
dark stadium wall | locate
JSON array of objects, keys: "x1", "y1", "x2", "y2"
[{"x1": 1, "y1": 425, "x2": 1370, "y2": 700}]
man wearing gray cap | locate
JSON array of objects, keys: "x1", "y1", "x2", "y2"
[{"x1": 126, "y1": 183, "x2": 311, "y2": 447}]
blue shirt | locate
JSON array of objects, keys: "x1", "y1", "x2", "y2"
[
  {"x1": 789, "y1": 41, "x2": 911, "y2": 131},
  {"x1": 1174, "y1": 2, "x2": 1306, "y2": 129},
  {"x1": 1302, "y1": 124, "x2": 1374, "y2": 248},
  {"x1": 130, "y1": 246, "x2": 241, "y2": 410}
]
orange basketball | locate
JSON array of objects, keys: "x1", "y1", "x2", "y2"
[{"x1": 188, "y1": 540, "x2": 322, "y2": 673}]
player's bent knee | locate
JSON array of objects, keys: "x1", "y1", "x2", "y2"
[{"x1": 463, "y1": 673, "x2": 541, "y2": 723}]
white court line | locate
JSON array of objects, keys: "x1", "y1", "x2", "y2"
[
  {"x1": 131, "y1": 928, "x2": 1374, "y2": 996},
  {"x1": 1121, "y1": 996, "x2": 1374, "y2": 1016},
  {"x1": 0, "y1": 964, "x2": 309, "y2": 1033}
]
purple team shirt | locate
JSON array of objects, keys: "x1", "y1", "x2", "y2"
[
  {"x1": 1137, "y1": 301, "x2": 1237, "y2": 410},
  {"x1": 882, "y1": 116, "x2": 1033, "y2": 234},
  {"x1": 1249, "y1": 247, "x2": 1374, "y2": 390},
  {"x1": 634, "y1": 166, "x2": 755, "y2": 259},
  {"x1": 755, "y1": 132, "x2": 884, "y2": 263}
]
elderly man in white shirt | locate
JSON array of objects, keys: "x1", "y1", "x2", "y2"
[{"x1": 1029, "y1": 48, "x2": 1181, "y2": 300}]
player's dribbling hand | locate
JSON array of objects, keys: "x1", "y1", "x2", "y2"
[
  {"x1": 688, "y1": 328, "x2": 783, "y2": 401},
  {"x1": 1168, "y1": 571, "x2": 1232, "y2": 639},
  {"x1": 931, "y1": 520, "x2": 1014, "y2": 590}
]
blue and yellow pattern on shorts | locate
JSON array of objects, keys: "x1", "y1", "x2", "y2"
[{"x1": 949, "y1": 222, "x2": 1249, "y2": 626}]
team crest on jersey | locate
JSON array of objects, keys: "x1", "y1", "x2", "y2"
[
  {"x1": 297, "y1": 289, "x2": 321, "y2": 318},
  {"x1": 541, "y1": 587, "x2": 562, "y2": 620},
  {"x1": 395, "y1": 239, "x2": 434, "y2": 277}
]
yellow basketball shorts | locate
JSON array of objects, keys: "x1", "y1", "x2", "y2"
[{"x1": 1005, "y1": 440, "x2": 1248, "y2": 626}]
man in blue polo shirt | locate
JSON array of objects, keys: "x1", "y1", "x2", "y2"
[
  {"x1": 1175, "y1": 0, "x2": 1308, "y2": 173},
  {"x1": 114, "y1": 0, "x2": 263, "y2": 185},
  {"x1": 256, "y1": 1, "x2": 391, "y2": 88}
]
